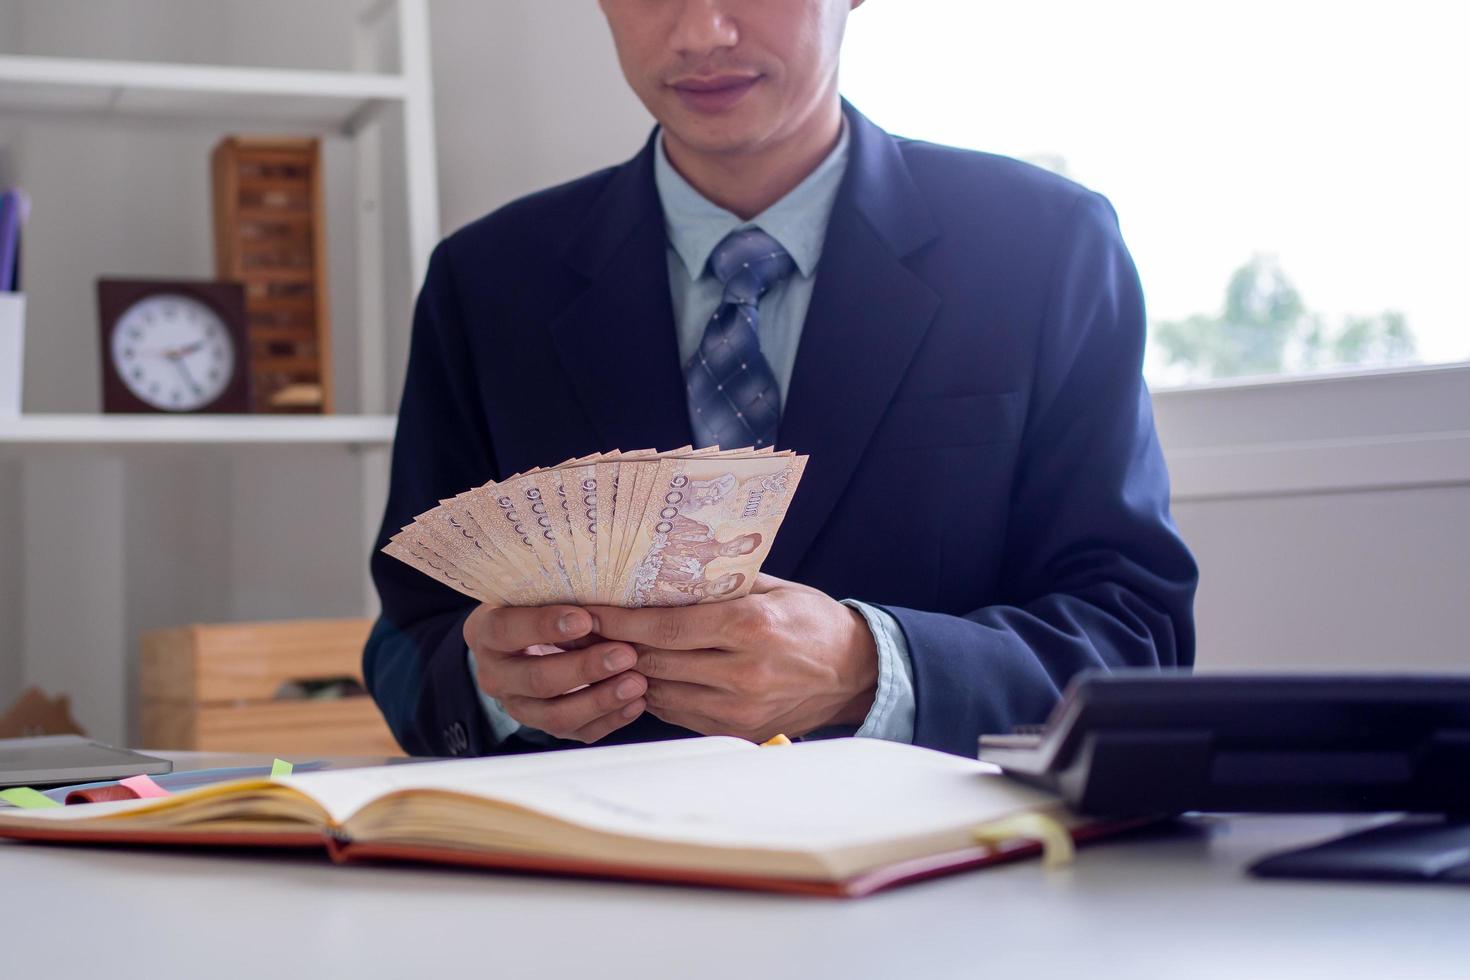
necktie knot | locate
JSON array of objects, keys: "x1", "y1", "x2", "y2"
[{"x1": 709, "y1": 227, "x2": 795, "y2": 307}]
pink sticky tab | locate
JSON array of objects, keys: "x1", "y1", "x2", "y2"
[{"x1": 119, "y1": 774, "x2": 170, "y2": 799}]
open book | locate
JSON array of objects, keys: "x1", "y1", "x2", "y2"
[{"x1": 0, "y1": 737, "x2": 1104, "y2": 897}]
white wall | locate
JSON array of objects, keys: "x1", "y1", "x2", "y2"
[
  {"x1": 1154, "y1": 366, "x2": 1470, "y2": 674},
  {"x1": 1177, "y1": 485, "x2": 1468, "y2": 672},
  {"x1": 429, "y1": 0, "x2": 651, "y2": 232}
]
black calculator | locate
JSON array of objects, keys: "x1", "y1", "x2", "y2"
[{"x1": 978, "y1": 671, "x2": 1470, "y2": 817}]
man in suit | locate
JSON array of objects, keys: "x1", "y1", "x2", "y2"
[{"x1": 365, "y1": 0, "x2": 1197, "y2": 759}]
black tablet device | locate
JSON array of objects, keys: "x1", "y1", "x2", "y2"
[{"x1": 977, "y1": 672, "x2": 1470, "y2": 817}]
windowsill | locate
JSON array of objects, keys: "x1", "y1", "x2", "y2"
[
  {"x1": 1149, "y1": 359, "x2": 1470, "y2": 397},
  {"x1": 1150, "y1": 361, "x2": 1470, "y2": 502}
]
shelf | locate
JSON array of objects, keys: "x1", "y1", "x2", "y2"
[
  {"x1": 0, "y1": 54, "x2": 409, "y2": 132},
  {"x1": 0, "y1": 413, "x2": 396, "y2": 447}
]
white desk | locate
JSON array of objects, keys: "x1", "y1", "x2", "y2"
[{"x1": 2, "y1": 808, "x2": 1466, "y2": 979}]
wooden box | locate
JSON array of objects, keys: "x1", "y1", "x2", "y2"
[
  {"x1": 140, "y1": 618, "x2": 401, "y2": 756},
  {"x1": 211, "y1": 136, "x2": 334, "y2": 414}
]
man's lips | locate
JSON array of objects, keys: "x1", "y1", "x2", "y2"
[{"x1": 669, "y1": 74, "x2": 761, "y2": 113}]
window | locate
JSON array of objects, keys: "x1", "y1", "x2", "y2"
[{"x1": 841, "y1": 1, "x2": 1470, "y2": 387}]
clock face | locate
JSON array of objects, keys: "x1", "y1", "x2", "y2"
[{"x1": 110, "y1": 294, "x2": 237, "y2": 411}]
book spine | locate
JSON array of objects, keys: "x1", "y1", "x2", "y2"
[{"x1": 0, "y1": 191, "x2": 19, "y2": 292}]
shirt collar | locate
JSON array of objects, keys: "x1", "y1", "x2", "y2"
[{"x1": 653, "y1": 118, "x2": 851, "y2": 281}]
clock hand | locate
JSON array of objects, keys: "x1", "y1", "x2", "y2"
[
  {"x1": 171, "y1": 357, "x2": 203, "y2": 393},
  {"x1": 157, "y1": 339, "x2": 205, "y2": 360}
]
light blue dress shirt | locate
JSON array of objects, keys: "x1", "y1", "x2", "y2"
[{"x1": 470, "y1": 124, "x2": 916, "y2": 746}]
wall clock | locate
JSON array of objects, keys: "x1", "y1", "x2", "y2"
[{"x1": 97, "y1": 279, "x2": 251, "y2": 413}]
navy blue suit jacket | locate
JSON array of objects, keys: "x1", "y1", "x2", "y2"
[{"x1": 365, "y1": 103, "x2": 1197, "y2": 759}]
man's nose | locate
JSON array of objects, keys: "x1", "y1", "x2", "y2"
[{"x1": 668, "y1": 0, "x2": 739, "y2": 59}]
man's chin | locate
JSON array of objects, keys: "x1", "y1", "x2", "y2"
[
  {"x1": 657, "y1": 103, "x2": 775, "y2": 158},
  {"x1": 661, "y1": 122, "x2": 767, "y2": 159}
]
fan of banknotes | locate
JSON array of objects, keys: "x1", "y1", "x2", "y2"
[{"x1": 384, "y1": 447, "x2": 808, "y2": 608}]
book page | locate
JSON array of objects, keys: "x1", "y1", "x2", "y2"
[
  {"x1": 391, "y1": 739, "x2": 1059, "y2": 852},
  {"x1": 0, "y1": 783, "x2": 327, "y2": 831},
  {"x1": 0, "y1": 796, "x2": 169, "y2": 822},
  {"x1": 279, "y1": 735, "x2": 754, "y2": 824}
]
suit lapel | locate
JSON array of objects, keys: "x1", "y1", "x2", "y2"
[
  {"x1": 765, "y1": 105, "x2": 942, "y2": 578},
  {"x1": 550, "y1": 135, "x2": 694, "y2": 453}
]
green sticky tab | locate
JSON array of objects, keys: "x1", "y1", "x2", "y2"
[
  {"x1": 270, "y1": 759, "x2": 293, "y2": 778},
  {"x1": 1, "y1": 787, "x2": 62, "y2": 810}
]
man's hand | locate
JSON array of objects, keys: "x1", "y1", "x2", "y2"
[
  {"x1": 463, "y1": 605, "x2": 646, "y2": 743},
  {"x1": 587, "y1": 575, "x2": 879, "y2": 743}
]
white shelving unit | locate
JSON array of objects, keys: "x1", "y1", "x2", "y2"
[
  {"x1": 0, "y1": 414, "x2": 396, "y2": 448},
  {"x1": 0, "y1": 0, "x2": 439, "y2": 420},
  {"x1": 0, "y1": 0, "x2": 437, "y2": 743},
  {"x1": 0, "y1": 55, "x2": 409, "y2": 128}
]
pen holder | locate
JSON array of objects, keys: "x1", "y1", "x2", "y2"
[{"x1": 0, "y1": 292, "x2": 23, "y2": 418}]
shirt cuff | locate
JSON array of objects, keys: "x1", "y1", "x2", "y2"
[
  {"x1": 465, "y1": 646, "x2": 564, "y2": 748},
  {"x1": 465, "y1": 646, "x2": 526, "y2": 744},
  {"x1": 841, "y1": 599, "x2": 917, "y2": 744}
]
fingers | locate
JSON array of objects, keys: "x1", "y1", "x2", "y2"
[
  {"x1": 568, "y1": 695, "x2": 648, "y2": 744},
  {"x1": 551, "y1": 633, "x2": 606, "y2": 652},
  {"x1": 749, "y1": 573, "x2": 787, "y2": 594},
  {"x1": 634, "y1": 647, "x2": 732, "y2": 687},
  {"x1": 464, "y1": 603, "x2": 595, "y2": 654},
  {"x1": 485, "y1": 640, "x2": 638, "y2": 701},
  {"x1": 640, "y1": 681, "x2": 787, "y2": 743},
  {"x1": 643, "y1": 679, "x2": 775, "y2": 741},
  {"x1": 642, "y1": 678, "x2": 729, "y2": 719},
  {"x1": 472, "y1": 636, "x2": 649, "y2": 745},
  {"x1": 587, "y1": 602, "x2": 746, "y2": 651},
  {"x1": 503, "y1": 672, "x2": 648, "y2": 742}
]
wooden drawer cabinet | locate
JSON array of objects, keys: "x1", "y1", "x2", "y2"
[{"x1": 140, "y1": 618, "x2": 401, "y2": 756}]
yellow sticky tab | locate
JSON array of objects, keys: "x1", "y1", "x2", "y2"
[
  {"x1": 1, "y1": 787, "x2": 62, "y2": 810},
  {"x1": 270, "y1": 759, "x2": 294, "y2": 778},
  {"x1": 972, "y1": 812, "x2": 1076, "y2": 869},
  {"x1": 760, "y1": 734, "x2": 792, "y2": 747}
]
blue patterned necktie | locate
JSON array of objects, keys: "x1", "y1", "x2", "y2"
[{"x1": 685, "y1": 227, "x2": 795, "y2": 449}]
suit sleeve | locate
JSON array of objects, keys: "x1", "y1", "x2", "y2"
[
  {"x1": 363, "y1": 241, "x2": 503, "y2": 757},
  {"x1": 884, "y1": 191, "x2": 1198, "y2": 757}
]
